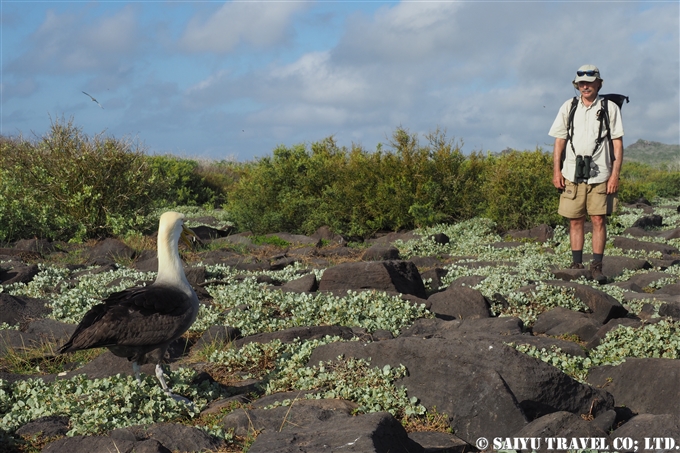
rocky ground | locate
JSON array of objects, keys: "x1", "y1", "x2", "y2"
[{"x1": 1, "y1": 199, "x2": 679, "y2": 453}]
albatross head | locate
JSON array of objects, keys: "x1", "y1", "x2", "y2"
[{"x1": 155, "y1": 211, "x2": 196, "y2": 287}]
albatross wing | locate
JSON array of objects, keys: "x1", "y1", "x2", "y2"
[{"x1": 59, "y1": 283, "x2": 198, "y2": 358}]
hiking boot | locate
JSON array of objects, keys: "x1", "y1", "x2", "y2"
[
  {"x1": 590, "y1": 260, "x2": 606, "y2": 284},
  {"x1": 569, "y1": 262, "x2": 585, "y2": 270}
]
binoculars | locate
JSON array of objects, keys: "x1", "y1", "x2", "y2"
[{"x1": 574, "y1": 155, "x2": 597, "y2": 182}]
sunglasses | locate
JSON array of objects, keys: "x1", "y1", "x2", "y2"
[{"x1": 577, "y1": 70, "x2": 599, "y2": 77}]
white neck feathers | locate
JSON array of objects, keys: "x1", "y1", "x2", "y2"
[{"x1": 154, "y1": 213, "x2": 191, "y2": 291}]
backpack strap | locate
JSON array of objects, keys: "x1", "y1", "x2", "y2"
[
  {"x1": 599, "y1": 98, "x2": 615, "y2": 163},
  {"x1": 567, "y1": 97, "x2": 611, "y2": 158},
  {"x1": 561, "y1": 96, "x2": 579, "y2": 170}
]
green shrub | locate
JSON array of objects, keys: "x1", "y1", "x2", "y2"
[
  {"x1": 147, "y1": 155, "x2": 222, "y2": 207},
  {"x1": 193, "y1": 158, "x2": 241, "y2": 205},
  {"x1": 482, "y1": 149, "x2": 562, "y2": 230},
  {"x1": 225, "y1": 128, "x2": 486, "y2": 237},
  {"x1": 225, "y1": 132, "x2": 558, "y2": 237},
  {"x1": 0, "y1": 117, "x2": 162, "y2": 242},
  {"x1": 618, "y1": 161, "x2": 680, "y2": 203},
  {"x1": 4, "y1": 118, "x2": 678, "y2": 243},
  {"x1": 0, "y1": 137, "x2": 52, "y2": 244},
  {"x1": 362, "y1": 127, "x2": 485, "y2": 231},
  {"x1": 225, "y1": 137, "x2": 351, "y2": 235}
]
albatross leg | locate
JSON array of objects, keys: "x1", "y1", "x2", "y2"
[
  {"x1": 132, "y1": 362, "x2": 142, "y2": 386},
  {"x1": 155, "y1": 363, "x2": 194, "y2": 406},
  {"x1": 155, "y1": 363, "x2": 171, "y2": 393}
]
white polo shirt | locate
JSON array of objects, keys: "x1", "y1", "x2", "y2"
[{"x1": 549, "y1": 95, "x2": 624, "y2": 184}]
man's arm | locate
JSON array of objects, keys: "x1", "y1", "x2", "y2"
[
  {"x1": 607, "y1": 137, "x2": 623, "y2": 194},
  {"x1": 553, "y1": 138, "x2": 567, "y2": 190}
]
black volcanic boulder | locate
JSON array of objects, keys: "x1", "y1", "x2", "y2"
[
  {"x1": 427, "y1": 286, "x2": 491, "y2": 320},
  {"x1": 613, "y1": 237, "x2": 679, "y2": 257},
  {"x1": 612, "y1": 414, "x2": 680, "y2": 450},
  {"x1": 631, "y1": 214, "x2": 663, "y2": 229},
  {"x1": 87, "y1": 237, "x2": 136, "y2": 265},
  {"x1": 532, "y1": 307, "x2": 602, "y2": 344},
  {"x1": 280, "y1": 273, "x2": 318, "y2": 293},
  {"x1": 587, "y1": 358, "x2": 680, "y2": 417},
  {"x1": 598, "y1": 255, "x2": 651, "y2": 279},
  {"x1": 233, "y1": 325, "x2": 356, "y2": 348},
  {"x1": 361, "y1": 245, "x2": 401, "y2": 261},
  {"x1": 506, "y1": 224, "x2": 554, "y2": 243},
  {"x1": 308, "y1": 335, "x2": 613, "y2": 444},
  {"x1": 513, "y1": 411, "x2": 611, "y2": 453},
  {"x1": 246, "y1": 411, "x2": 424, "y2": 453},
  {"x1": 42, "y1": 423, "x2": 224, "y2": 453},
  {"x1": 15, "y1": 415, "x2": 70, "y2": 438},
  {"x1": 526, "y1": 281, "x2": 628, "y2": 324},
  {"x1": 318, "y1": 261, "x2": 427, "y2": 299},
  {"x1": 0, "y1": 293, "x2": 51, "y2": 326},
  {"x1": 659, "y1": 301, "x2": 680, "y2": 319},
  {"x1": 222, "y1": 396, "x2": 357, "y2": 437},
  {"x1": 0, "y1": 263, "x2": 40, "y2": 286}
]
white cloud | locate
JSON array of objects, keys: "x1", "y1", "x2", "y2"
[
  {"x1": 3, "y1": 1, "x2": 677, "y2": 161},
  {"x1": 178, "y1": 0, "x2": 309, "y2": 53},
  {"x1": 267, "y1": 51, "x2": 372, "y2": 105},
  {"x1": 250, "y1": 103, "x2": 349, "y2": 127},
  {"x1": 334, "y1": 1, "x2": 462, "y2": 65},
  {"x1": 7, "y1": 6, "x2": 140, "y2": 75},
  {"x1": 173, "y1": 1, "x2": 678, "y2": 158}
]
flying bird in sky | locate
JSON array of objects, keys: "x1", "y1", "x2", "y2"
[
  {"x1": 59, "y1": 212, "x2": 199, "y2": 401},
  {"x1": 82, "y1": 91, "x2": 104, "y2": 109}
]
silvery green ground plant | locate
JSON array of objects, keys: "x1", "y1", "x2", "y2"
[
  {"x1": 510, "y1": 319, "x2": 680, "y2": 383},
  {"x1": 206, "y1": 335, "x2": 425, "y2": 419},
  {"x1": 4, "y1": 264, "x2": 156, "y2": 324},
  {"x1": 204, "y1": 277, "x2": 430, "y2": 336},
  {"x1": 269, "y1": 358, "x2": 425, "y2": 418},
  {"x1": 0, "y1": 368, "x2": 227, "y2": 436}
]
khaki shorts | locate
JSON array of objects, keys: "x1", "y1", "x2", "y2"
[{"x1": 558, "y1": 180, "x2": 618, "y2": 218}]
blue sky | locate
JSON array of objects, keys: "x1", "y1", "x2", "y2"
[{"x1": 2, "y1": 1, "x2": 679, "y2": 162}]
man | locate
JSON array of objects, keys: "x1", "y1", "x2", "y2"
[{"x1": 549, "y1": 65, "x2": 624, "y2": 283}]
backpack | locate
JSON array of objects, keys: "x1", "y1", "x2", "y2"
[{"x1": 561, "y1": 93, "x2": 629, "y2": 170}]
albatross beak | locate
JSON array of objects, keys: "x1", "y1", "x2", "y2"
[{"x1": 180, "y1": 224, "x2": 197, "y2": 249}]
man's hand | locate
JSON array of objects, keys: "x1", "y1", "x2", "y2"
[
  {"x1": 607, "y1": 176, "x2": 619, "y2": 194},
  {"x1": 608, "y1": 137, "x2": 623, "y2": 194},
  {"x1": 553, "y1": 138, "x2": 567, "y2": 191},
  {"x1": 553, "y1": 171, "x2": 565, "y2": 190}
]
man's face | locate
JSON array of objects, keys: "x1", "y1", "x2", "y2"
[{"x1": 578, "y1": 80, "x2": 601, "y2": 99}]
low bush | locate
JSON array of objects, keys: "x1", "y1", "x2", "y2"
[
  {"x1": 225, "y1": 128, "x2": 486, "y2": 237},
  {"x1": 3, "y1": 118, "x2": 678, "y2": 243},
  {"x1": 0, "y1": 117, "x2": 164, "y2": 242},
  {"x1": 225, "y1": 134, "x2": 678, "y2": 236},
  {"x1": 148, "y1": 155, "x2": 238, "y2": 208},
  {"x1": 618, "y1": 161, "x2": 680, "y2": 202},
  {"x1": 482, "y1": 149, "x2": 562, "y2": 230}
]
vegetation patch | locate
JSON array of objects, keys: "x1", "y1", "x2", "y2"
[
  {"x1": 0, "y1": 368, "x2": 227, "y2": 436},
  {"x1": 511, "y1": 319, "x2": 680, "y2": 383},
  {"x1": 204, "y1": 278, "x2": 431, "y2": 336}
]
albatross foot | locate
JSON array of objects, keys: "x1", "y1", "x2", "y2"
[
  {"x1": 165, "y1": 391, "x2": 195, "y2": 407},
  {"x1": 155, "y1": 364, "x2": 194, "y2": 408}
]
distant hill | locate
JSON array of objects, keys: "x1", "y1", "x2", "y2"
[{"x1": 625, "y1": 139, "x2": 680, "y2": 168}]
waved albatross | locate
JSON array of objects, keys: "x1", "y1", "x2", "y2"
[{"x1": 59, "y1": 211, "x2": 199, "y2": 397}]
